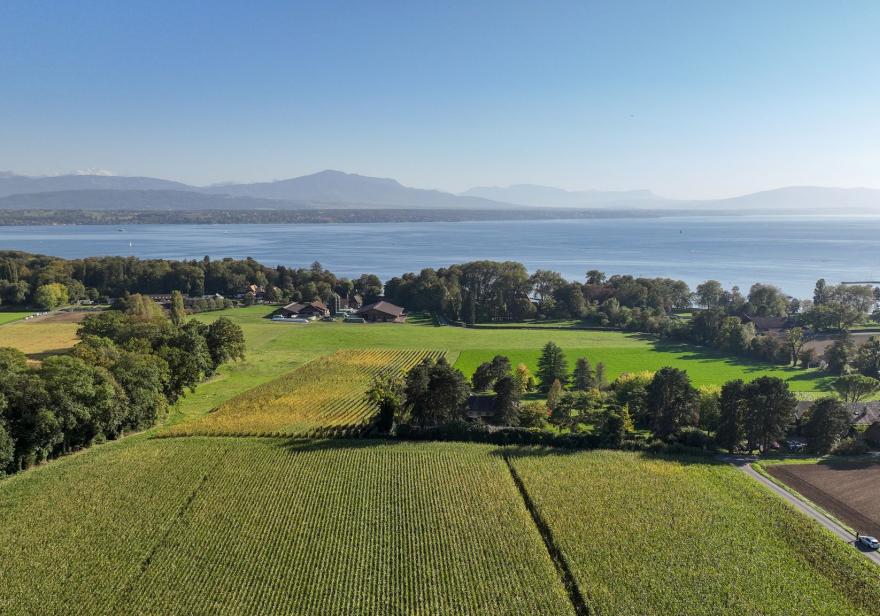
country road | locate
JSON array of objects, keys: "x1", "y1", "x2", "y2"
[{"x1": 722, "y1": 456, "x2": 880, "y2": 567}]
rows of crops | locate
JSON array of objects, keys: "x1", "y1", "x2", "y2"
[
  {"x1": 0, "y1": 438, "x2": 574, "y2": 615},
  {"x1": 509, "y1": 450, "x2": 880, "y2": 616},
  {"x1": 165, "y1": 349, "x2": 446, "y2": 438}
]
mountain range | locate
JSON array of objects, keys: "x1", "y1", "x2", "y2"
[{"x1": 1, "y1": 169, "x2": 879, "y2": 212}]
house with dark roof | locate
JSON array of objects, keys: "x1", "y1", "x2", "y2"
[
  {"x1": 794, "y1": 400, "x2": 880, "y2": 426},
  {"x1": 279, "y1": 300, "x2": 330, "y2": 318},
  {"x1": 741, "y1": 314, "x2": 795, "y2": 334},
  {"x1": 466, "y1": 395, "x2": 496, "y2": 420},
  {"x1": 347, "y1": 293, "x2": 364, "y2": 310},
  {"x1": 355, "y1": 301, "x2": 406, "y2": 323}
]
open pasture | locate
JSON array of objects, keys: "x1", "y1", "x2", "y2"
[
  {"x1": 0, "y1": 317, "x2": 80, "y2": 359},
  {"x1": 193, "y1": 307, "x2": 831, "y2": 395},
  {"x1": 509, "y1": 450, "x2": 880, "y2": 616},
  {"x1": 766, "y1": 460, "x2": 880, "y2": 538},
  {"x1": 165, "y1": 349, "x2": 448, "y2": 437},
  {"x1": 455, "y1": 343, "x2": 828, "y2": 391},
  {"x1": 0, "y1": 438, "x2": 572, "y2": 616}
]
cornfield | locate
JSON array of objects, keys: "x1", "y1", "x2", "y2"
[
  {"x1": 165, "y1": 349, "x2": 446, "y2": 438},
  {"x1": 509, "y1": 450, "x2": 880, "y2": 616},
  {"x1": 0, "y1": 438, "x2": 573, "y2": 615}
]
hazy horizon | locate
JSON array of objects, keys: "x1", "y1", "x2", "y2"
[{"x1": 2, "y1": 2, "x2": 879, "y2": 199}]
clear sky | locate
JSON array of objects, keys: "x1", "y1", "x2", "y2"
[{"x1": 1, "y1": 1, "x2": 878, "y2": 198}]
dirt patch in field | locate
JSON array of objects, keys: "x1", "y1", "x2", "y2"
[
  {"x1": 31, "y1": 310, "x2": 91, "y2": 324},
  {"x1": 766, "y1": 461, "x2": 880, "y2": 537}
]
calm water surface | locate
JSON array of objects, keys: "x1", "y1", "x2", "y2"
[{"x1": 2, "y1": 215, "x2": 879, "y2": 299}]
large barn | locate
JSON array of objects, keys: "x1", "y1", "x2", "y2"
[
  {"x1": 354, "y1": 301, "x2": 406, "y2": 323},
  {"x1": 279, "y1": 300, "x2": 330, "y2": 318}
]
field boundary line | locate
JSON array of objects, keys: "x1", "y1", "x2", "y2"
[
  {"x1": 723, "y1": 456, "x2": 880, "y2": 567},
  {"x1": 503, "y1": 454, "x2": 591, "y2": 616},
  {"x1": 751, "y1": 462, "x2": 858, "y2": 535}
]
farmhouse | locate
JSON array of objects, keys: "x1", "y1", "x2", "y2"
[
  {"x1": 741, "y1": 315, "x2": 795, "y2": 334},
  {"x1": 355, "y1": 301, "x2": 406, "y2": 323},
  {"x1": 280, "y1": 300, "x2": 330, "y2": 318},
  {"x1": 794, "y1": 400, "x2": 880, "y2": 427}
]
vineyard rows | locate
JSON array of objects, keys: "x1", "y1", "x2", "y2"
[
  {"x1": 0, "y1": 438, "x2": 573, "y2": 615},
  {"x1": 165, "y1": 349, "x2": 446, "y2": 438},
  {"x1": 509, "y1": 450, "x2": 880, "y2": 616}
]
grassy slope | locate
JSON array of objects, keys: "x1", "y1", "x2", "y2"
[
  {"x1": 510, "y1": 450, "x2": 880, "y2": 616},
  {"x1": 0, "y1": 438, "x2": 573, "y2": 616}
]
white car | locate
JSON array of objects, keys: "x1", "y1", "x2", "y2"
[{"x1": 856, "y1": 535, "x2": 880, "y2": 550}]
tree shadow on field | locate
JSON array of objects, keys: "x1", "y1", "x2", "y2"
[
  {"x1": 271, "y1": 435, "x2": 410, "y2": 456},
  {"x1": 492, "y1": 445, "x2": 725, "y2": 467},
  {"x1": 816, "y1": 457, "x2": 880, "y2": 471}
]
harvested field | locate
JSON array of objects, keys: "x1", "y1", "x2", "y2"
[
  {"x1": 36, "y1": 310, "x2": 92, "y2": 323},
  {"x1": 766, "y1": 460, "x2": 880, "y2": 538},
  {"x1": 0, "y1": 319, "x2": 80, "y2": 359}
]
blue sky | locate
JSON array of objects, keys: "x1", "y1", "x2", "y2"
[{"x1": 1, "y1": 1, "x2": 878, "y2": 198}]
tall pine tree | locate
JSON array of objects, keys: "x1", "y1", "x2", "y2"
[{"x1": 537, "y1": 342, "x2": 568, "y2": 392}]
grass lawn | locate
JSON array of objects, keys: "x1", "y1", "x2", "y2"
[
  {"x1": 0, "y1": 311, "x2": 32, "y2": 326},
  {"x1": 455, "y1": 343, "x2": 830, "y2": 391}
]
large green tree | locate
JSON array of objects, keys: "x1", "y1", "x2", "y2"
[
  {"x1": 572, "y1": 357, "x2": 594, "y2": 391},
  {"x1": 803, "y1": 397, "x2": 851, "y2": 454},
  {"x1": 646, "y1": 367, "x2": 700, "y2": 438},
  {"x1": 537, "y1": 342, "x2": 568, "y2": 392},
  {"x1": 403, "y1": 357, "x2": 470, "y2": 428},
  {"x1": 832, "y1": 374, "x2": 880, "y2": 403},
  {"x1": 206, "y1": 317, "x2": 246, "y2": 369},
  {"x1": 742, "y1": 377, "x2": 797, "y2": 453},
  {"x1": 471, "y1": 355, "x2": 512, "y2": 392},
  {"x1": 715, "y1": 379, "x2": 746, "y2": 452}
]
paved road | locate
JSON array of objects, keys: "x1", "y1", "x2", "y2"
[{"x1": 722, "y1": 455, "x2": 880, "y2": 567}]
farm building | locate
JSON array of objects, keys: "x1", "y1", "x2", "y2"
[
  {"x1": 280, "y1": 301, "x2": 330, "y2": 318},
  {"x1": 794, "y1": 400, "x2": 880, "y2": 427},
  {"x1": 741, "y1": 315, "x2": 795, "y2": 334},
  {"x1": 347, "y1": 293, "x2": 364, "y2": 310},
  {"x1": 466, "y1": 395, "x2": 496, "y2": 420},
  {"x1": 355, "y1": 301, "x2": 406, "y2": 323}
]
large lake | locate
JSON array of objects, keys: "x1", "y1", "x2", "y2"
[{"x1": 2, "y1": 215, "x2": 879, "y2": 299}]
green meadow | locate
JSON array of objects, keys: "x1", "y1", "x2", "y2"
[
  {"x1": 0, "y1": 311, "x2": 32, "y2": 326},
  {"x1": 178, "y1": 305, "x2": 830, "y2": 424}
]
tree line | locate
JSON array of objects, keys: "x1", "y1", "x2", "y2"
[
  {"x1": 0, "y1": 251, "x2": 383, "y2": 310},
  {"x1": 0, "y1": 297, "x2": 245, "y2": 476},
  {"x1": 369, "y1": 340, "x2": 875, "y2": 456}
]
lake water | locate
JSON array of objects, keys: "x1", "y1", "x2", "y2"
[{"x1": 2, "y1": 215, "x2": 879, "y2": 299}]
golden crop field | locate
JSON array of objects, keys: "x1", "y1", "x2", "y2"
[
  {"x1": 165, "y1": 349, "x2": 447, "y2": 438},
  {"x1": 0, "y1": 437, "x2": 573, "y2": 616}
]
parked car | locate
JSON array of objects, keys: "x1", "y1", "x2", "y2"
[
  {"x1": 344, "y1": 316, "x2": 366, "y2": 323},
  {"x1": 321, "y1": 315, "x2": 335, "y2": 322},
  {"x1": 856, "y1": 534, "x2": 880, "y2": 550}
]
